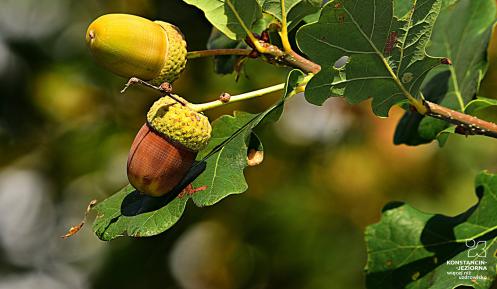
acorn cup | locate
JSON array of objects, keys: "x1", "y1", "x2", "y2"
[
  {"x1": 127, "y1": 95, "x2": 212, "y2": 197},
  {"x1": 85, "y1": 14, "x2": 187, "y2": 85}
]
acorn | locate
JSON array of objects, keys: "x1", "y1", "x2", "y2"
[
  {"x1": 85, "y1": 14, "x2": 187, "y2": 85},
  {"x1": 127, "y1": 95, "x2": 212, "y2": 197}
]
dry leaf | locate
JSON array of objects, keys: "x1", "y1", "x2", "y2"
[
  {"x1": 247, "y1": 149, "x2": 264, "y2": 166},
  {"x1": 61, "y1": 199, "x2": 97, "y2": 239}
]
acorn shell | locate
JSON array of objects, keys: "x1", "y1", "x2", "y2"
[
  {"x1": 127, "y1": 123, "x2": 197, "y2": 197},
  {"x1": 86, "y1": 14, "x2": 187, "y2": 83}
]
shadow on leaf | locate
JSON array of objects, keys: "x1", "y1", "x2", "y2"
[
  {"x1": 367, "y1": 185, "x2": 497, "y2": 289},
  {"x1": 121, "y1": 161, "x2": 206, "y2": 216}
]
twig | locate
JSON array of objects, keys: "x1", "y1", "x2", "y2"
[
  {"x1": 424, "y1": 101, "x2": 497, "y2": 138},
  {"x1": 283, "y1": 50, "x2": 321, "y2": 74},
  {"x1": 249, "y1": 41, "x2": 321, "y2": 74},
  {"x1": 121, "y1": 77, "x2": 187, "y2": 106},
  {"x1": 257, "y1": 49, "x2": 497, "y2": 139},
  {"x1": 190, "y1": 83, "x2": 286, "y2": 112},
  {"x1": 187, "y1": 49, "x2": 252, "y2": 59}
]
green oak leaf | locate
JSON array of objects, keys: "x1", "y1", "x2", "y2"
[
  {"x1": 297, "y1": 0, "x2": 442, "y2": 116},
  {"x1": 91, "y1": 70, "x2": 305, "y2": 240},
  {"x1": 464, "y1": 97, "x2": 497, "y2": 124},
  {"x1": 394, "y1": 70, "x2": 450, "y2": 146},
  {"x1": 259, "y1": 0, "x2": 322, "y2": 30},
  {"x1": 394, "y1": 0, "x2": 413, "y2": 18},
  {"x1": 394, "y1": 0, "x2": 496, "y2": 145},
  {"x1": 192, "y1": 69, "x2": 305, "y2": 206},
  {"x1": 365, "y1": 171, "x2": 497, "y2": 289},
  {"x1": 430, "y1": 0, "x2": 495, "y2": 109},
  {"x1": 206, "y1": 16, "x2": 270, "y2": 74},
  {"x1": 207, "y1": 28, "x2": 247, "y2": 74},
  {"x1": 92, "y1": 185, "x2": 189, "y2": 241},
  {"x1": 191, "y1": 112, "x2": 256, "y2": 206},
  {"x1": 407, "y1": 88, "x2": 497, "y2": 148},
  {"x1": 182, "y1": 0, "x2": 262, "y2": 40}
]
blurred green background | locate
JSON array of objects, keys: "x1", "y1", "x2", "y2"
[{"x1": 1, "y1": 0, "x2": 496, "y2": 288}]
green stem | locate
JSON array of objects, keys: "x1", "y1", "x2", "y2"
[
  {"x1": 279, "y1": 0, "x2": 293, "y2": 53},
  {"x1": 447, "y1": 64, "x2": 465, "y2": 111},
  {"x1": 225, "y1": 0, "x2": 268, "y2": 53},
  {"x1": 187, "y1": 49, "x2": 252, "y2": 59},
  {"x1": 191, "y1": 83, "x2": 286, "y2": 112},
  {"x1": 191, "y1": 74, "x2": 313, "y2": 112}
]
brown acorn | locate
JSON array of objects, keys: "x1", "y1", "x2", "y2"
[{"x1": 127, "y1": 95, "x2": 211, "y2": 197}]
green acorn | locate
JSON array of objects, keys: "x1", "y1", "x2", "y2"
[
  {"x1": 127, "y1": 95, "x2": 211, "y2": 197},
  {"x1": 86, "y1": 14, "x2": 187, "y2": 85}
]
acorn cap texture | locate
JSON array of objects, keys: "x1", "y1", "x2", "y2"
[
  {"x1": 151, "y1": 21, "x2": 187, "y2": 85},
  {"x1": 147, "y1": 95, "x2": 211, "y2": 152}
]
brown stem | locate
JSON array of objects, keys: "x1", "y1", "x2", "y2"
[
  {"x1": 254, "y1": 42, "x2": 321, "y2": 74},
  {"x1": 283, "y1": 50, "x2": 321, "y2": 74},
  {"x1": 187, "y1": 49, "x2": 252, "y2": 59},
  {"x1": 424, "y1": 101, "x2": 497, "y2": 138},
  {"x1": 175, "y1": 41, "x2": 497, "y2": 140},
  {"x1": 265, "y1": 45, "x2": 497, "y2": 140}
]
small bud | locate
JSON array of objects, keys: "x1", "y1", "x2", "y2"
[
  {"x1": 441, "y1": 58, "x2": 452, "y2": 65},
  {"x1": 219, "y1": 92, "x2": 231, "y2": 103},
  {"x1": 159, "y1": 82, "x2": 173, "y2": 93}
]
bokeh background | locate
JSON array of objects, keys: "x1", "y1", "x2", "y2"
[{"x1": 1, "y1": 0, "x2": 496, "y2": 288}]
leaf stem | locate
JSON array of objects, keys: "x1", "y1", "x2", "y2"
[
  {"x1": 279, "y1": 0, "x2": 293, "y2": 53},
  {"x1": 392, "y1": 72, "x2": 428, "y2": 114},
  {"x1": 424, "y1": 101, "x2": 497, "y2": 138},
  {"x1": 187, "y1": 49, "x2": 252, "y2": 59},
  {"x1": 447, "y1": 64, "x2": 465, "y2": 111},
  {"x1": 191, "y1": 83, "x2": 286, "y2": 112},
  {"x1": 225, "y1": 0, "x2": 268, "y2": 53}
]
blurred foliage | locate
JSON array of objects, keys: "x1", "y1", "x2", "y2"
[{"x1": 1, "y1": 0, "x2": 497, "y2": 289}]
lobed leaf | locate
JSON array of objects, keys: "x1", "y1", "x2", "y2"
[
  {"x1": 91, "y1": 70, "x2": 305, "y2": 240},
  {"x1": 192, "y1": 69, "x2": 305, "y2": 206},
  {"x1": 182, "y1": 0, "x2": 262, "y2": 40},
  {"x1": 207, "y1": 28, "x2": 247, "y2": 74},
  {"x1": 366, "y1": 171, "x2": 497, "y2": 289},
  {"x1": 92, "y1": 185, "x2": 189, "y2": 241},
  {"x1": 394, "y1": 70, "x2": 450, "y2": 146},
  {"x1": 259, "y1": 0, "x2": 322, "y2": 30},
  {"x1": 394, "y1": 0, "x2": 496, "y2": 145},
  {"x1": 297, "y1": 0, "x2": 443, "y2": 117},
  {"x1": 463, "y1": 97, "x2": 497, "y2": 124}
]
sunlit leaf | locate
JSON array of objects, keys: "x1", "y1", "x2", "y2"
[
  {"x1": 182, "y1": 0, "x2": 262, "y2": 40},
  {"x1": 91, "y1": 70, "x2": 305, "y2": 239},
  {"x1": 297, "y1": 0, "x2": 442, "y2": 116},
  {"x1": 192, "y1": 69, "x2": 305, "y2": 206},
  {"x1": 394, "y1": 0, "x2": 496, "y2": 145},
  {"x1": 259, "y1": 0, "x2": 322, "y2": 30}
]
